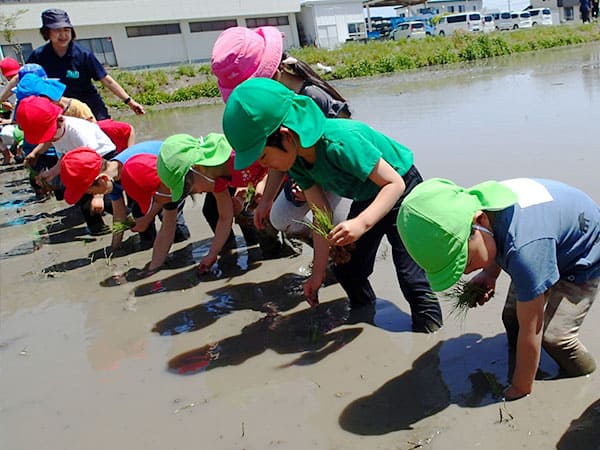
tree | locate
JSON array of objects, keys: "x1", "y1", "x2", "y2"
[{"x1": 1, "y1": 9, "x2": 28, "y2": 64}]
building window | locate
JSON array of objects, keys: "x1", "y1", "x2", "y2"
[
  {"x1": 126, "y1": 23, "x2": 181, "y2": 38},
  {"x1": 458, "y1": 5, "x2": 465, "y2": 12},
  {"x1": 1, "y1": 43, "x2": 33, "y2": 63},
  {"x1": 77, "y1": 37, "x2": 117, "y2": 66},
  {"x1": 189, "y1": 19, "x2": 237, "y2": 33},
  {"x1": 448, "y1": 6, "x2": 455, "y2": 12},
  {"x1": 246, "y1": 16, "x2": 289, "y2": 28},
  {"x1": 347, "y1": 22, "x2": 365, "y2": 39}
]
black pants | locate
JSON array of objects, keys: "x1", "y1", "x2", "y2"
[
  {"x1": 203, "y1": 192, "x2": 245, "y2": 247},
  {"x1": 332, "y1": 165, "x2": 443, "y2": 332}
]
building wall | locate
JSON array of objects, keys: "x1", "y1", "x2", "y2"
[
  {"x1": 426, "y1": 0, "x2": 484, "y2": 13},
  {"x1": 298, "y1": 0, "x2": 364, "y2": 48},
  {"x1": 0, "y1": 0, "x2": 301, "y2": 67}
]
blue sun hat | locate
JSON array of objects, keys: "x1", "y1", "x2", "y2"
[{"x1": 15, "y1": 73, "x2": 66, "y2": 101}]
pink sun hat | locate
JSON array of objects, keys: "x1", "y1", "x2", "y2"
[{"x1": 211, "y1": 26, "x2": 283, "y2": 102}]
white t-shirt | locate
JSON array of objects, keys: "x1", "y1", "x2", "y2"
[{"x1": 53, "y1": 116, "x2": 115, "y2": 157}]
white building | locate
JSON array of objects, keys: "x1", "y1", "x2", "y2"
[
  {"x1": 297, "y1": 0, "x2": 366, "y2": 48},
  {"x1": 423, "y1": 0, "x2": 484, "y2": 14},
  {"x1": 0, "y1": 0, "x2": 301, "y2": 68}
]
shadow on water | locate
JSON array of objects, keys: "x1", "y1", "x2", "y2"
[
  {"x1": 131, "y1": 241, "x2": 263, "y2": 296},
  {"x1": 339, "y1": 333, "x2": 511, "y2": 435},
  {"x1": 557, "y1": 399, "x2": 600, "y2": 450},
  {"x1": 0, "y1": 205, "x2": 90, "y2": 261},
  {"x1": 167, "y1": 297, "x2": 374, "y2": 375},
  {"x1": 154, "y1": 269, "x2": 411, "y2": 336}
]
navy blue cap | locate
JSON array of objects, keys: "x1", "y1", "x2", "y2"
[{"x1": 41, "y1": 9, "x2": 73, "y2": 29}]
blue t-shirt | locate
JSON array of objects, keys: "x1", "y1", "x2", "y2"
[
  {"x1": 493, "y1": 178, "x2": 600, "y2": 301},
  {"x1": 109, "y1": 141, "x2": 162, "y2": 201},
  {"x1": 27, "y1": 41, "x2": 109, "y2": 120}
]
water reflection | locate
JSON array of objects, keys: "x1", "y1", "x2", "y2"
[
  {"x1": 132, "y1": 241, "x2": 262, "y2": 296},
  {"x1": 167, "y1": 298, "x2": 367, "y2": 375}
]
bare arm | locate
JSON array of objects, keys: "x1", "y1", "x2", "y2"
[
  {"x1": 147, "y1": 208, "x2": 177, "y2": 271},
  {"x1": 253, "y1": 169, "x2": 286, "y2": 229},
  {"x1": 24, "y1": 142, "x2": 52, "y2": 168},
  {"x1": 0, "y1": 77, "x2": 18, "y2": 103},
  {"x1": 505, "y1": 294, "x2": 545, "y2": 400},
  {"x1": 302, "y1": 184, "x2": 331, "y2": 306},
  {"x1": 198, "y1": 190, "x2": 234, "y2": 273},
  {"x1": 329, "y1": 158, "x2": 405, "y2": 246},
  {"x1": 99, "y1": 75, "x2": 145, "y2": 115}
]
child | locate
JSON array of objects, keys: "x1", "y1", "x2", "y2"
[
  {"x1": 396, "y1": 177, "x2": 599, "y2": 399},
  {"x1": 60, "y1": 145, "x2": 189, "y2": 276},
  {"x1": 16, "y1": 95, "x2": 115, "y2": 234},
  {"x1": 222, "y1": 77, "x2": 442, "y2": 333},
  {"x1": 15, "y1": 73, "x2": 95, "y2": 122},
  {"x1": 15, "y1": 73, "x2": 135, "y2": 152},
  {"x1": 157, "y1": 133, "x2": 295, "y2": 272},
  {"x1": 211, "y1": 25, "x2": 351, "y2": 243}
]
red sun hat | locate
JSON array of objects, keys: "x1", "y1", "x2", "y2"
[
  {"x1": 15, "y1": 96, "x2": 63, "y2": 144},
  {"x1": 60, "y1": 147, "x2": 103, "y2": 204},
  {"x1": 121, "y1": 153, "x2": 162, "y2": 214},
  {"x1": 0, "y1": 57, "x2": 20, "y2": 79}
]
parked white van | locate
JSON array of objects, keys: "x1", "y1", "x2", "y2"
[
  {"x1": 496, "y1": 11, "x2": 513, "y2": 30},
  {"x1": 528, "y1": 8, "x2": 553, "y2": 26},
  {"x1": 436, "y1": 12, "x2": 483, "y2": 36},
  {"x1": 510, "y1": 11, "x2": 533, "y2": 29},
  {"x1": 483, "y1": 14, "x2": 496, "y2": 32},
  {"x1": 392, "y1": 21, "x2": 427, "y2": 40}
]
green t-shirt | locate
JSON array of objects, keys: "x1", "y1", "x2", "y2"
[{"x1": 289, "y1": 119, "x2": 414, "y2": 201}]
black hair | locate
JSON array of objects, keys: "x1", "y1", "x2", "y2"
[
  {"x1": 265, "y1": 128, "x2": 284, "y2": 150},
  {"x1": 280, "y1": 51, "x2": 346, "y2": 103},
  {"x1": 40, "y1": 27, "x2": 76, "y2": 41},
  {"x1": 181, "y1": 170, "x2": 195, "y2": 198}
]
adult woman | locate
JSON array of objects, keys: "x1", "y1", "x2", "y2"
[{"x1": 26, "y1": 9, "x2": 144, "y2": 120}]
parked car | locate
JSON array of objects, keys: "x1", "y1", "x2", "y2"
[
  {"x1": 496, "y1": 11, "x2": 513, "y2": 30},
  {"x1": 510, "y1": 11, "x2": 533, "y2": 29},
  {"x1": 436, "y1": 12, "x2": 483, "y2": 36},
  {"x1": 483, "y1": 14, "x2": 496, "y2": 32},
  {"x1": 392, "y1": 21, "x2": 427, "y2": 40},
  {"x1": 528, "y1": 8, "x2": 553, "y2": 26}
]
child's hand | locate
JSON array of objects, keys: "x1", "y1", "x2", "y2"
[
  {"x1": 503, "y1": 384, "x2": 530, "y2": 401},
  {"x1": 24, "y1": 153, "x2": 39, "y2": 169},
  {"x1": 90, "y1": 195, "x2": 105, "y2": 214},
  {"x1": 303, "y1": 274, "x2": 323, "y2": 307},
  {"x1": 469, "y1": 271, "x2": 497, "y2": 306},
  {"x1": 290, "y1": 183, "x2": 306, "y2": 203},
  {"x1": 253, "y1": 198, "x2": 272, "y2": 230},
  {"x1": 328, "y1": 218, "x2": 366, "y2": 247},
  {"x1": 197, "y1": 254, "x2": 218, "y2": 274},
  {"x1": 131, "y1": 215, "x2": 151, "y2": 233}
]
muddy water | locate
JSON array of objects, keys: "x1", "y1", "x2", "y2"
[
  {"x1": 128, "y1": 43, "x2": 600, "y2": 195},
  {"x1": 1, "y1": 44, "x2": 599, "y2": 450}
]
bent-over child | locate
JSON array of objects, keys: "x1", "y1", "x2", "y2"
[
  {"x1": 222, "y1": 77, "x2": 442, "y2": 333},
  {"x1": 397, "y1": 177, "x2": 599, "y2": 399}
]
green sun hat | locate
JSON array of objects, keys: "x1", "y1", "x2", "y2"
[
  {"x1": 157, "y1": 133, "x2": 232, "y2": 201},
  {"x1": 396, "y1": 178, "x2": 518, "y2": 292},
  {"x1": 222, "y1": 77, "x2": 326, "y2": 170}
]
